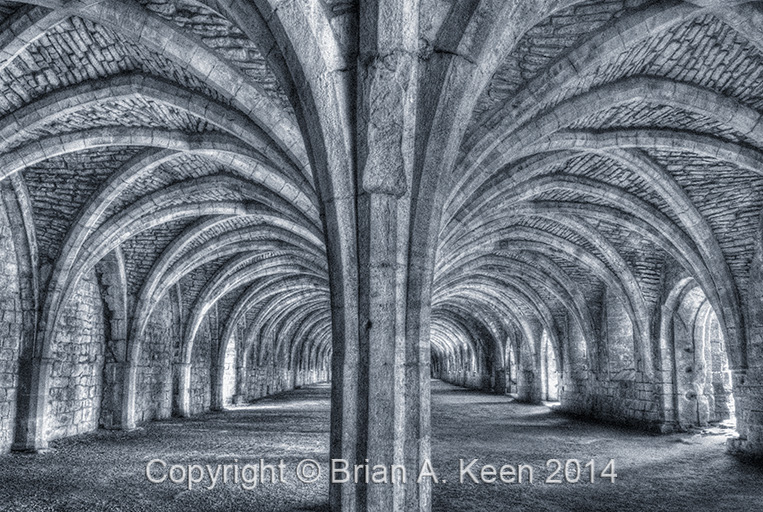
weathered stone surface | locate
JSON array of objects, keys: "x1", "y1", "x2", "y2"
[
  {"x1": 134, "y1": 293, "x2": 174, "y2": 423},
  {"x1": 0, "y1": 188, "x2": 21, "y2": 454},
  {"x1": 2, "y1": 2, "x2": 763, "y2": 511},
  {"x1": 45, "y1": 271, "x2": 105, "y2": 441}
]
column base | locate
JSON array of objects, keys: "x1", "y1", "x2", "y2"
[
  {"x1": 11, "y1": 439, "x2": 49, "y2": 453},
  {"x1": 727, "y1": 435, "x2": 763, "y2": 459},
  {"x1": 656, "y1": 421, "x2": 678, "y2": 434}
]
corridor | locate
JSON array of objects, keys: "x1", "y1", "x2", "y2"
[{"x1": 1, "y1": 381, "x2": 759, "y2": 512}]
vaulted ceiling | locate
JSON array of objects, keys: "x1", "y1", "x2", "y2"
[{"x1": 2, "y1": 0, "x2": 761, "y2": 375}]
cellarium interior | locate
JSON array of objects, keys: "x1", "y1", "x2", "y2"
[{"x1": 1, "y1": 0, "x2": 763, "y2": 511}]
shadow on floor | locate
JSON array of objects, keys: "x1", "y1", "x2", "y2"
[{"x1": 0, "y1": 380, "x2": 760, "y2": 511}]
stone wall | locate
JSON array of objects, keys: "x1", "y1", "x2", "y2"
[
  {"x1": 435, "y1": 362, "x2": 486, "y2": 391},
  {"x1": 557, "y1": 290, "x2": 662, "y2": 430},
  {"x1": 45, "y1": 271, "x2": 105, "y2": 441},
  {"x1": 560, "y1": 374, "x2": 661, "y2": 429},
  {"x1": 242, "y1": 364, "x2": 329, "y2": 401},
  {"x1": 237, "y1": 329, "x2": 330, "y2": 403},
  {"x1": 0, "y1": 193, "x2": 21, "y2": 454},
  {"x1": 603, "y1": 289, "x2": 635, "y2": 374}
]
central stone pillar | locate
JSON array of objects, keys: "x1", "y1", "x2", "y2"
[{"x1": 329, "y1": 0, "x2": 428, "y2": 510}]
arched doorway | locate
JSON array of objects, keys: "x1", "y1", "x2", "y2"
[
  {"x1": 661, "y1": 279, "x2": 736, "y2": 430},
  {"x1": 540, "y1": 329, "x2": 560, "y2": 402}
]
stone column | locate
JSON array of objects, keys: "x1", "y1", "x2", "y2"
[
  {"x1": 729, "y1": 212, "x2": 763, "y2": 455},
  {"x1": 101, "y1": 361, "x2": 127, "y2": 429},
  {"x1": 210, "y1": 357, "x2": 223, "y2": 411},
  {"x1": 485, "y1": 339, "x2": 506, "y2": 394},
  {"x1": 727, "y1": 369, "x2": 762, "y2": 454},
  {"x1": 94, "y1": 249, "x2": 135, "y2": 430},
  {"x1": 101, "y1": 346, "x2": 136, "y2": 431},
  {"x1": 328, "y1": 0, "x2": 426, "y2": 510},
  {"x1": 175, "y1": 362, "x2": 192, "y2": 417},
  {"x1": 233, "y1": 337, "x2": 248, "y2": 404},
  {"x1": 122, "y1": 362, "x2": 137, "y2": 429},
  {"x1": 12, "y1": 357, "x2": 51, "y2": 452},
  {"x1": 517, "y1": 319, "x2": 543, "y2": 404}
]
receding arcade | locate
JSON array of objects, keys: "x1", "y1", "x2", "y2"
[{"x1": 0, "y1": 1, "x2": 762, "y2": 512}]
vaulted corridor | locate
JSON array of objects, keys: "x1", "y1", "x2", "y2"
[
  {"x1": 2, "y1": 1, "x2": 763, "y2": 510},
  {"x1": 2, "y1": 381, "x2": 759, "y2": 512}
]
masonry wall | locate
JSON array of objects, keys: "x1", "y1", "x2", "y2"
[
  {"x1": 435, "y1": 361, "x2": 486, "y2": 391},
  {"x1": 558, "y1": 291, "x2": 662, "y2": 430},
  {"x1": 134, "y1": 294, "x2": 174, "y2": 424},
  {"x1": 560, "y1": 374, "x2": 661, "y2": 429},
  {"x1": 239, "y1": 331, "x2": 330, "y2": 402},
  {"x1": 604, "y1": 290, "x2": 636, "y2": 375},
  {"x1": 244, "y1": 361, "x2": 284, "y2": 400},
  {"x1": 0, "y1": 195, "x2": 21, "y2": 454},
  {"x1": 242, "y1": 364, "x2": 330, "y2": 401},
  {"x1": 45, "y1": 271, "x2": 105, "y2": 441}
]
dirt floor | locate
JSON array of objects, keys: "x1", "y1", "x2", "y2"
[
  {"x1": 1, "y1": 380, "x2": 761, "y2": 511},
  {"x1": 429, "y1": 382, "x2": 762, "y2": 512}
]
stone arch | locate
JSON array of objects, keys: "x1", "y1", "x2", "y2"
[
  {"x1": 456, "y1": 1, "x2": 706, "y2": 191},
  {"x1": 2, "y1": 177, "x2": 38, "y2": 452},
  {"x1": 659, "y1": 277, "x2": 736, "y2": 430},
  {"x1": 540, "y1": 328, "x2": 561, "y2": 402},
  {"x1": 75, "y1": 0, "x2": 308, "y2": 169}
]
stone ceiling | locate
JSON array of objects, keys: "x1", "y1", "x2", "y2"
[{"x1": 0, "y1": 0, "x2": 761, "y2": 387}]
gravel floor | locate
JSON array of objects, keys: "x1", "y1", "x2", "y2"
[
  {"x1": 429, "y1": 381, "x2": 762, "y2": 512},
  {"x1": 1, "y1": 380, "x2": 760, "y2": 511}
]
